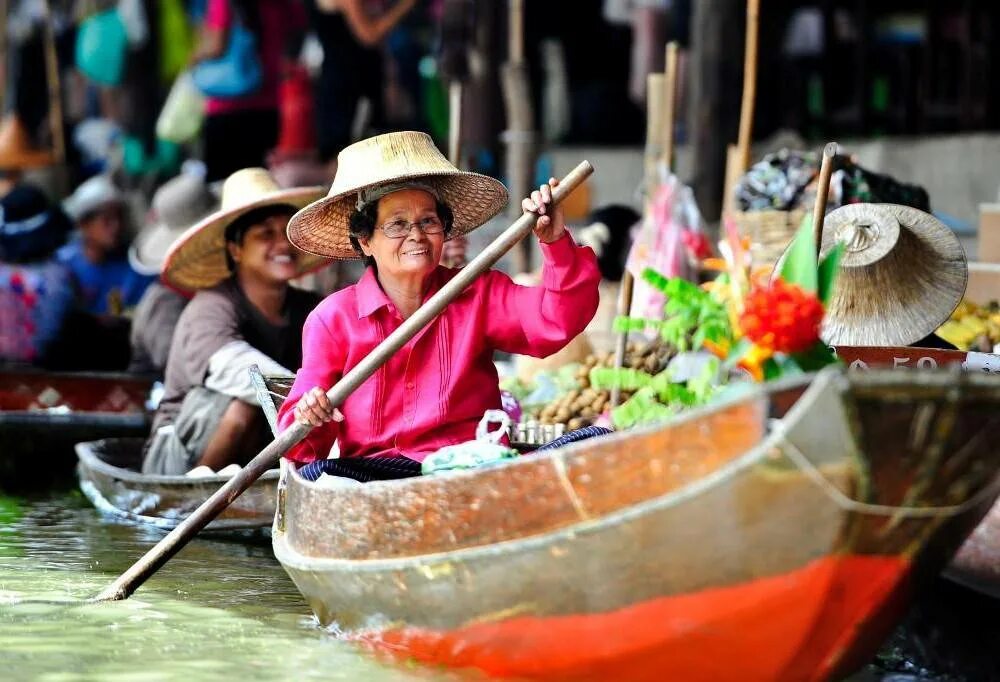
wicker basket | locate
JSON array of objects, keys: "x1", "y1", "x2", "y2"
[{"x1": 729, "y1": 208, "x2": 808, "y2": 267}]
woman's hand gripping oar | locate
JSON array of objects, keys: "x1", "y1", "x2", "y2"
[{"x1": 92, "y1": 160, "x2": 595, "y2": 603}]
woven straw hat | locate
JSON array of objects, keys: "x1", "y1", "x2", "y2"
[
  {"x1": 819, "y1": 203, "x2": 967, "y2": 346},
  {"x1": 63, "y1": 174, "x2": 125, "y2": 222},
  {"x1": 0, "y1": 114, "x2": 53, "y2": 170},
  {"x1": 287, "y1": 131, "x2": 508, "y2": 259},
  {"x1": 129, "y1": 168, "x2": 216, "y2": 275},
  {"x1": 162, "y1": 168, "x2": 329, "y2": 292}
]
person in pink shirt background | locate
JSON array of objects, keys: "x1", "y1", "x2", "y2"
[
  {"x1": 194, "y1": 0, "x2": 307, "y2": 182},
  {"x1": 277, "y1": 132, "x2": 600, "y2": 478}
]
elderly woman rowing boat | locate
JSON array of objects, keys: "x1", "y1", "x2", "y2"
[{"x1": 277, "y1": 132, "x2": 600, "y2": 472}]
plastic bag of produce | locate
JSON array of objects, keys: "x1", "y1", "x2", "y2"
[
  {"x1": 627, "y1": 172, "x2": 703, "y2": 324},
  {"x1": 422, "y1": 410, "x2": 519, "y2": 474}
]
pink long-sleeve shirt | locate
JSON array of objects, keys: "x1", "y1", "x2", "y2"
[{"x1": 277, "y1": 231, "x2": 600, "y2": 463}]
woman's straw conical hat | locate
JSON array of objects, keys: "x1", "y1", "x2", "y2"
[
  {"x1": 287, "y1": 131, "x2": 508, "y2": 259},
  {"x1": 819, "y1": 203, "x2": 967, "y2": 347},
  {"x1": 162, "y1": 168, "x2": 329, "y2": 293},
  {"x1": 0, "y1": 115, "x2": 53, "y2": 170}
]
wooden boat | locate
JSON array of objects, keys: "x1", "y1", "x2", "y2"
[
  {"x1": 0, "y1": 368, "x2": 153, "y2": 490},
  {"x1": 834, "y1": 346, "x2": 1000, "y2": 600},
  {"x1": 75, "y1": 437, "x2": 279, "y2": 532},
  {"x1": 266, "y1": 367, "x2": 1000, "y2": 681}
]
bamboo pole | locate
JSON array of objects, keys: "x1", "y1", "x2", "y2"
[
  {"x1": 661, "y1": 42, "x2": 680, "y2": 172},
  {"x1": 509, "y1": 0, "x2": 524, "y2": 64},
  {"x1": 446, "y1": 79, "x2": 466, "y2": 268},
  {"x1": 501, "y1": 0, "x2": 535, "y2": 274},
  {"x1": 93, "y1": 160, "x2": 595, "y2": 603},
  {"x1": 644, "y1": 73, "x2": 665, "y2": 195},
  {"x1": 736, "y1": 0, "x2": 760, "y2": 174},
  {"x1": 813, "y1": 142, "x2": 838, "y2": 255},
  {"x1": 448, "y1": 80, "x2": 463, "y2": 168}
]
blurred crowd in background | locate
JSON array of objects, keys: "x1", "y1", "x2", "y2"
[{"x1": 0, "y1": 0, "x2": 688, "y2": 375}]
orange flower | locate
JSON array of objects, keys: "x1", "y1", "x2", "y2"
[
  {"x1": 739, "y1": 279, "x2": 824, "y2": 354},
  {"x1": 738, "y1": 344, "x2": 773, "y2": 381}
]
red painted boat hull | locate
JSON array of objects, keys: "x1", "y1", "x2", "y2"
[{"x1": 362, "y1": 555, "x2": 911, "y2": 681}]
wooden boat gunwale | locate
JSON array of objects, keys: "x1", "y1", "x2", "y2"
[
  {"x1": 76, "y1": 439, "x2": 279, "y2": 531},
  {"x1": 275, "y1": 367, "x2": 998, "y2": 571},
  {"x1": 76, "y1": 439, "x2": 280, "y2": 487}
]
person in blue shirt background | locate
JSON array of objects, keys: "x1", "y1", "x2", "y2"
[{"x1": 58, "y1": 175, "x2": 154, "y2": 315}]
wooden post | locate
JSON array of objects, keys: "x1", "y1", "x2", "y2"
[
  {"x1": 644, "y1": 73, "x2": 665, "y2": 195},
  {"x1": 688, "y1": 0, "x2": 742, "y2": 222},
  {"x1": 501, "y1": 0, "x2": 535, "y2": 274},
  {"x1": 736, "y1": 0, "x2": 760, "y2": 174},
  {"x1": 448, "y1": 80, "x2": 463, "y2": 168},
  {"x1": 813, "y1": 142, "x2": 838, "y2": 255},
  {"x1": 662, "y1": 42, "x2": 680, "y2": 172}
]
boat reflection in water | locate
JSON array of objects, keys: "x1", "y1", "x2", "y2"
[{"x1": 271, "y1": 367, "x2": 1000, "y2": 681}]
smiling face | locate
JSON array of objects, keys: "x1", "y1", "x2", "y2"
[
  {"x1": 226, "y1": 210, "x2": 299, "y2": 286},
  {"x1": 359, "y1": 189, "x2": 445, "y2": 282}
]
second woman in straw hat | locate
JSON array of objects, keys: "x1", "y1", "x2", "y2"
[
  {"x1": 276, "y1": 131, "x2": 601, "y2": 479},
  {"x1": 143, "y1": 168, "x2": 330, "y2": 476}
]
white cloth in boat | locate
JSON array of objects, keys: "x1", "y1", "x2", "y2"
[{"x1": 205, "y1": 340, "x2": 291, "y2": 404}]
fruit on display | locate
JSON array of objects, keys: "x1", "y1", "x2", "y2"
[{"x1": 936, "y1": 299, "x2": 1000, "y2": 352}]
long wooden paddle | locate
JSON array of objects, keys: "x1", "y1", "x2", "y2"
[{"x1": 93, "y1": 160, "x2": 594, "y2": 602}]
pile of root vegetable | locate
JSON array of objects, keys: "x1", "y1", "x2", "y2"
[{"x1": 530, "y1": 340, "x2": 676, "y2": 431}]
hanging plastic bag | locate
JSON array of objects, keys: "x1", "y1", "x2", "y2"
[
  {"x1": 626, "y1": 166, "x2": 705, "y2": 323},
  {"x1": 75, "y1": 8, "x2": 128, "y2": 86},
  {"x1": 123, "y1": 136, "x2": 182, "y2": 177},
  {"x1": 421, "y1": 410, "x2": 519, "y2": 474},
  {"x1": 191, "y1": 21, "x2": 262, "y2": 99},
  {"x1": 159, "y1": 0, "x2": 196, "y2": 84},
  {"x1": 156, "y1": 71, "x2": 205, "y2": 144},
  {"x1": 118, "y1": 0, "x2": 149, "y2": 47},
  {"x1": 273, "y1": 64, "x2": 317, "y2": 159}
]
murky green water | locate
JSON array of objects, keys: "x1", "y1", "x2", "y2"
[
  {"x1": 3, "y1": 493, "x2": 998, "y2": 681},
  {"x1": 0, "y1": 493, "x2": 455, "y2": 681}
]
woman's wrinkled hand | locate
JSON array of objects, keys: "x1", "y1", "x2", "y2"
[
  {"x1": 521, "y1": 177, "x2": 565, "y2": 244},
  {"x1": 294, "y1": 387, "x2": 344, "y2": 427}
]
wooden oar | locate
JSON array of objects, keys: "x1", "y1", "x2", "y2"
[{"x1": 93, "y1": 160, "x2": 594, "y2": 602}]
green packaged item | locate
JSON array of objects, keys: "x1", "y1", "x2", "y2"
[{"x1": 422, "y1": 410, "x2": 519, "y2": 474}]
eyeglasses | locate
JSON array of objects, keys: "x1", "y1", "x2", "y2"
[{"x1": 379, "y1": 216, "x2": 445, "y2": 239}]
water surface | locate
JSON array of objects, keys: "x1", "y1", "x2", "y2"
[{"x1": 0, "y1": 493, "x2": 452, "y2": 681}]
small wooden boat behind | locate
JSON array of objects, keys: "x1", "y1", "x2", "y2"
[
  {"x1": 835, "y1": 345, "x2": 1000, "y2": 599},
  {"x1": 270, "y1": 367, "x2": 1000, "y2": 681},
  {"x1": 76, "y1": 438, "x2": 279, "y2": 532},
  {"x1": 0, "y1": 368, "x2": 153, "y2": 491}
]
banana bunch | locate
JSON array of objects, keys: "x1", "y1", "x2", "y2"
[{"x1": 936, "y1": 299, "x2": 1000, "y2": 351}]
